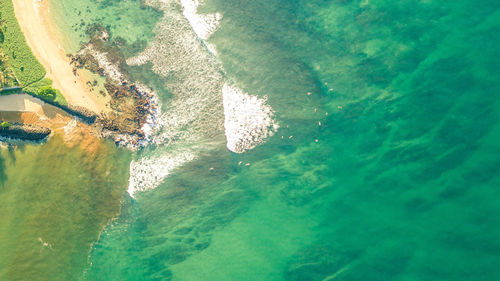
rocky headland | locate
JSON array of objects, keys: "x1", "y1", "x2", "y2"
[{"x1": 67, "y1": 24, "x2": 160, "y2": 149}]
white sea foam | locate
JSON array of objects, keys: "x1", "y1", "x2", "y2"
[
  {"x1": 127, "y1": 150, "x2": 196, "y2": 197},
  {"x1": 134, "y1": 82, "x2": 161, "y2": 143},
  {"x1": 222, "y1": 84, "x2": 279, "y2": 153},
  {"x1": 124, "y1": 0, "x2": 278, "y2": 197},
  {"x1": 37, "y1": 237, "x2": 53, "y2": 250},
  {"x1": 63, "y1": 119, "x2": 77, "y2": 135},
  {"x1": 126, "y1": 52, "x2": 150, "y2": 66},
  {"x1": 62, "y1": 119, "x2": 77, "y2": 142},
  {"x1": 125, "y1": 0, "x2": 226, "y2": 196},
  {"x1": 82, "y1": 45, "x2": 161, "y2": 149},
  {"x1": 83, "y1": 46, "x2": 124, "y2": 82},
  {"x1": 179, "y1": 0, "x2": 222, "y2": 40},
  {"x1": 206, "y1": 42, "x2": 218, "y2": 56}
]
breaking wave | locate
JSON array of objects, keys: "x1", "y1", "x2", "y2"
[
  {"x1": 126, "y1": 0, "x2": 278, "y2": 197},
  {"x1": 128, "y1": 150, "x2": 196, "y2": 197},
  {"x1": 222, "y1": 84, "x2": 279, "y2": 153},
  {"x1": 180, "y1": 0, "x2": 222, "y2": 41}
]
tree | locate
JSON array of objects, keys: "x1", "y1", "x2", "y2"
[{"x1": 38, "y1": 86, "x2": 56, "y2": 101}]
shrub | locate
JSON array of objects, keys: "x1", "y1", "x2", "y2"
[
  {"x1": 24, "y1": 78, "x2": 68, "y2": 106},
  {"x1": 38, "y1": 85, "x2": 57, "y2": 101},
  {"x1": 1, "y1": 121, "x2": 11, "y2": 128},
  {"x1": 23, "y1": 77, "x2": 51, "y2": 95}
]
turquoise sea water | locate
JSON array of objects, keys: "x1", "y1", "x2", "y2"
[{"x1": 2, "y1": 0, "x2": 500, "y2": 280}]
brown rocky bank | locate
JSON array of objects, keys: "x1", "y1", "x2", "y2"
[{"x1": 0, "y1": 123, "x2": 51, "y2": 141}]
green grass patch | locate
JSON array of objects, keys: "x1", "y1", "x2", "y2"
[
  {"x1": 23, "y1": 78, "x2": 68, "y2": 106},
  {"x1": 0, "y1": 50, "x2": 18, "y2": 87},
  {"x1": 0, "y1": 1, "x2": 46, "y2": 86},
  {"x1": 0, "y1": 1, "x2": 68, "y2": 107}
]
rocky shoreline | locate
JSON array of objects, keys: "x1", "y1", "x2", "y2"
[
  {"x1": 0, "y1": 123, "x2": 51, "y2": 141},
  {"x1": 67, "y1": 25, "x2": 160, "y2": 149},
  {"x1": 0, "y1": 25, "x2": 160, "y2": 148}
]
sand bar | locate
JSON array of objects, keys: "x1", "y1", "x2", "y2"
[{"x1": 12, "y1": 0, "x2": 107, "y2": 113}]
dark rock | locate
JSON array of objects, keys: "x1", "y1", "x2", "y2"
[{"x1": 0, "y1": 123, "x2": 51, "y2": 141}]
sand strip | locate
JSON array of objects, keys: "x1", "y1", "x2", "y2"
[{"x1": 12, "y1": 0, "x2": 106, "y2": 113}]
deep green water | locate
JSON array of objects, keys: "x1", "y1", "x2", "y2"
[{"x1": 2, "y1": 0, "x2": 500, "y2": 280}]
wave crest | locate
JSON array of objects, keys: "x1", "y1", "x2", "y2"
[
  {"x1": 180, "y1": 0, "x2": 222, "y2": 40},
  {"x1": 124, "y1": 0, "x2": 278, "y2": 196},
  {"x1": 128, "y1": 151, "x2": 196, "y2": 197},
  {"x1": 223, "y1": 84, "x2": 279, "y2": 153}
]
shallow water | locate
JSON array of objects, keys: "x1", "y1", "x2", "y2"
[
  {"x1": 4, "y1": 0, "x2": 500, "y2": 280},
  {"x1": 0, "y1": 135, "x2": 130, "y2": 280}
]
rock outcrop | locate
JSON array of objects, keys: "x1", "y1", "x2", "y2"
[{"x1": 0, "y1": 123, "x2": 51, "y2": 141}]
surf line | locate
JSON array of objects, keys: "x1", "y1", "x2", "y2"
[
  {"x1": 126, "y1": 0, "x2": 279, "y2": 197},
  {"x1": 178, "y1": 0, "x2": 280, "y2": 153}
]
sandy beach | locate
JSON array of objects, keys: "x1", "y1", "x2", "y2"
[{"x1": 12, "y1": 0, "x2": 108, "y2": 113}]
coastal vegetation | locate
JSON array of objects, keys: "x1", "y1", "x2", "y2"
[
  {"x1": 0, "y1": 0, "x2": 66, "y2": 106},
  {"x1": 0, "y1": 0, "x2": 45, "y2": 85},
  {"x1": 2, "y1": 1, "x2": 151, "y2": 146},
  {"x1": 38, "y1": 86, "x2": 57, "y2": 101},
  {"x1": 0, "y1": 50, "x2": 17, "y2": 87},
  {"x1": 23, "y1": 78, "x2": 68, "y2": 105}
]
